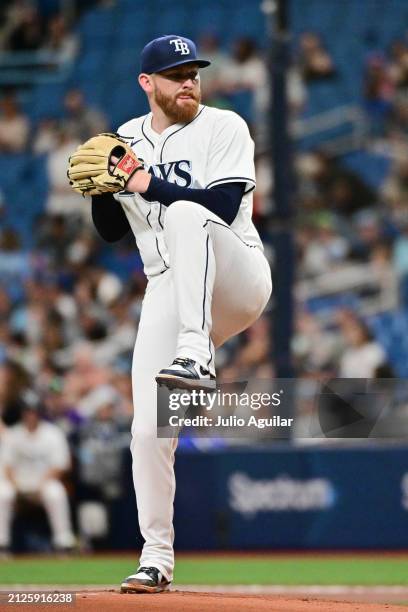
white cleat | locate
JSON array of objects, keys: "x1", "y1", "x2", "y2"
[
  {"x1": 120, "y1": 566, "x2": 171, "y2": 594},
  {"x1": 156, "y1": 357, "x2": 216, "y2": 391}
]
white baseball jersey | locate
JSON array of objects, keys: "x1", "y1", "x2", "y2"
[
  {"x1": 114, "y1": 105, "x2": 263, "y2": 277},
  {"x1": 1, "y1": 422, "x2": 71, "y2": 492}
]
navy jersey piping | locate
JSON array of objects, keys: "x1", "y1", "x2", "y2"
[
  {"x1": 155, "y1": 236, "x2": 169, "y2": 269},
  {"x1": 145, "y1": 207, "x2": 168, "y2": 269},
  {"x1": 159, "y1": 106, "x2": 206, "y2": 163},
  {"x1": 158, "y1": 204, "x2": 164, "y2": 229},
  {"x1": 141, "y1": 116, "x2": 155, "y2": 149},
  {"x1": 206, "y1": 335, "x2": 213, "y2": 370},
  {"x1": 206, "y1": 176, "x2": 255, "y2": 190},
  {"x1": 202, "y1": 233, "x2": 210, "y2": 331},
  {"x1": 203, "y1": 218, "x2": 257, "y2": 248},
  {"x1": 146, "y1": 207, "x2": 152, "y2": 228}
]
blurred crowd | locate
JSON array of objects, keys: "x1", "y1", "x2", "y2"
[
  {"x1": 363, "y1": 40, "x2": 408, "y2": 138},
  {"x1": 0, "y1": 0, "x2": 407, "y2": 552},
  {"x1": 0, "y1": 0, "x2": 78, "y2": 62}
]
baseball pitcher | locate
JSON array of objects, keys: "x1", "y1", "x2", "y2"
[{"x1": 68, "y1": 34, "x2": 272, "y2": 593}]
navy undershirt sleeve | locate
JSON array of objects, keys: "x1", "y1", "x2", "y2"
[
  {"x1": 143, "y1": 177, "x2": 245, "y2": 226},
  {"x1": 91, "y1": 180, "x2": 245, "y2": 242}
]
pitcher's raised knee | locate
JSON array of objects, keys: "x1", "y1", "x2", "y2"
[{"x1": 164, "y1": 200, "x2": 207, "y2": 227}]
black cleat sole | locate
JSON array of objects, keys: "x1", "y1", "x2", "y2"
[
  {"x1": 120, "y1": 582, "x2": 170, "y2": 594},
  {"x1": 156, "y1": 374, "x2": 216, "y2": 392}
]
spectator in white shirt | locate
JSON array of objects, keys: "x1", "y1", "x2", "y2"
[
  {"x1": 45, "y1": 126, "x2": 87, "y2": 219},
  {"x1": 0, "y1": 93, "x2": 30, "y2": 153},
  {"x1": 339, "y1": 317, "x2": 387, "y2": 378},
  {"x1": 0, "y1": 390, "x2": 75, "y2": 552}
]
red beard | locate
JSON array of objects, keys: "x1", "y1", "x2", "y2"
[{"x1": 154, "y1": 87, "x2": 201, "y2": 123}]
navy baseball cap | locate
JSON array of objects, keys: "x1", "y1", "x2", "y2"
[{"x1": 141, "y1": 35, "x2": 211, "y2": 74}]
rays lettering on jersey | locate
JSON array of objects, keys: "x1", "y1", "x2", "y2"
[{"x1": 148, "y1": 160, "x2": 192, "y2": 187}]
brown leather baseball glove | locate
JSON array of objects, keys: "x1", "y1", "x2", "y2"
[{"x1": 67, "y1": 132, "x2": 143, "y2": 196}]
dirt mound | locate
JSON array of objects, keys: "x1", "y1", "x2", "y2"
[{"x1": 11, "y1": 589, "x2": 407, "y2": 612}]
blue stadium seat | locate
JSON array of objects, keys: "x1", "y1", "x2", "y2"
[
  {"x1": 24, "y1": 83, "x2": 68, "y2": 122},
  {"x1": 0, "y1": 154, "x2": 48, "y2": 247},
  {"x1": 306, "y1": 293, "x2": 359, "y2": 314},
  {"x1": 342, "y1": 151, "x2": 392, "y2": 190},
  {"x1": 76, "y1": 7, "x2": 119, "y2": 41},
  {"x1": 367, "y1": 309, "x2": 408, "y2": 375}
]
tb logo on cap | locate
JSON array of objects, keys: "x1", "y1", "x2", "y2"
[{"x1": 170, "y1": 38, "x2": 190, "y2": 55}]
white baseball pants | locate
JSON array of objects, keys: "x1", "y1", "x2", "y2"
[{"x1": 131, "y1": 201, "x2": 272, "y2": 581}]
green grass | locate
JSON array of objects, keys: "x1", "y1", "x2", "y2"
[{"x1": 1, "y1": 555, "x2": 408, "y2": 586}]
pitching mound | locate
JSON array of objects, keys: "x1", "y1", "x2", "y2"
[{"x1": 11, "y1": 589, "x2": 408, "y2": 612}]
